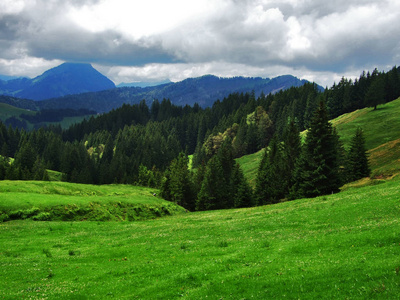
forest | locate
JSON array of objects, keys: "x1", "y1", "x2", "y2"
[{"x1": 0, "y1": 66, "x2": 399, "y2": 211}]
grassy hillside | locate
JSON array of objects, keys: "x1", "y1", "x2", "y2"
[
  {"x1": 0, "y1": 181, "x2": 185, "y2": 222},
  {"x1": 236, "y1": 148, "x2": 264, "y2": 187},
  {"x1": 239, "y1": 97, "x2": 400, "y2": 184},
  {"x1": 1, "y1": 176, "x2": 399, "y2": 298},
  {"x1": 0, "y1": 102, "x2": 35, "y2": 121},
  {"x1": 0, "y1": 102, "x2": 93, "y2": 129},
  {"x1": 331, "y1": 98, "x2": 400, "y2": 151}
]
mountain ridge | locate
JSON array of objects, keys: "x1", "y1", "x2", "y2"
[
  {"x1": 0, "y1": 64, "x2": 322, "y2": 113},
  {"x1": 35, "y1": 74, "x2": 319, "y2": 113}
]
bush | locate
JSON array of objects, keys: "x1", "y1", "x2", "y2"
[
  {"x1": 9, "y1": 207, "x2": 40, "y2": 220},
  {"x1": 0, "y1": 213, "x2": 9, "y2": 222},
  {"x1": 32, "y1": 212, "x2": 51, "y2": 221}
]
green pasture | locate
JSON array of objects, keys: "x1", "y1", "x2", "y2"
[
  {"x1": 332, "y1": 98, "x2": 400, "y2": 151},
  {"x1": 1, "y1": 176, "x2": 400, "y2": 299}
]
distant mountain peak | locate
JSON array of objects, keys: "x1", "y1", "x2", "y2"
[{"x1": 0, "y1": 62, "x2": 115, "y2": 101}]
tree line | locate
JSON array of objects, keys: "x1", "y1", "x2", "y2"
[
  {"x1": 161, "y1": 100, "x2": 370, "y2": 210},
  {"x1": 0, "y1": 66, "x2": 399, "y2": 210}
]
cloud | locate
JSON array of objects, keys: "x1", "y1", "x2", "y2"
[{"x1": 0, "y1": 0, "x2": 399, "y2": 87}]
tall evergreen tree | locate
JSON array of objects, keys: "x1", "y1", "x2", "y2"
[
  {"x1": 196, "y1": 155, "x2": 227, "y2": 211},
  {"x1": 365, "y1": 71, "x2": 385, "y2": 110},
  {"x1": 291, "y1": 101, "x2": 341, "y2": 199},
  {"x1": 163, "y1": 153, "x2": 195, "y2": 211},
  {"x1": 282, "y1": 120, "x2": 301, "y2": 194},
  {"x1": 346, "y1": 128, "x2": 370, "y2": 182},
  {"x1": 255, "y1": 135, "x2": 286, "y2": 205},
  {"x1": 231, "y1": 162, "x2": 254, "y2": 208}
]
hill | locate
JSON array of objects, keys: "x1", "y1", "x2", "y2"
[
  {"x1": 0, "y1": 181, "x2": 185, "y2": 222},
  {"x1": 0, "y1": 176, "x2": 399, "y2": 298},
  {"x1": 238, "y1": 97, "x2": 400, "y2": 186},
  {"x1": 0, "y1": 63, "x2": 115, "y2": 101}
]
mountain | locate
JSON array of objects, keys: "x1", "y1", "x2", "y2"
[
  {"x1": 29, "y1": 74, "x2": 319, "y2": 113},
  {"x1": 0, "y1": 70, "x2": 321, "y2": 113},
  {"x1": 117, "y1": 79, "x2": 172, "y2": 88},
  {"x1": 0, "y1": 75, "x2": 23, "y2": 81},
  {"x1": 0, "y1": 63, "x2": 115, "y2": 101}
]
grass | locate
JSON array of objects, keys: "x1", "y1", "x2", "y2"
[
  {"x1": 236, "y1": 148, "x2": 264, "y2": 187},
  {"x1": 1, "y1": 177, "x2": 400, "y2": 298},
  {"x1": 331, "y1": 98, "x2": 400, "y2": 151},
  {"x1": 0, "y1": 181, "x2": 186, "y2": 222},
  {"x1": 0, "y1": 103, "x2": 35, "y2": 120}
]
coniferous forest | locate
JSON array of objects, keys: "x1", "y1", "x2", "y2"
[{"x1": 0, "y1": 66, "x2": 399, "y2": 211}]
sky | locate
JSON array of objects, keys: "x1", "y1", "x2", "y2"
[{"x1": 0, "y1": 0, "x2": 399, "y2": 87}]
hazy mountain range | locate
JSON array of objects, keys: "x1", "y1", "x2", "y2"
[{"x1": 0, "y1": 63, "x2": 322, "y2": 113}]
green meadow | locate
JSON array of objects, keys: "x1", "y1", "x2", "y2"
[
  {"x1": 0, "y1": 102, "x2": 92, "y2": 129},
  {"x1": 1, "y1": 176, "x2": 400, "y2": 299}
]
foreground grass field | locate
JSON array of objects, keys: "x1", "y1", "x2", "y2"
[{"x1": 1, "y1": 176, "x2": 400, "y2": 299}]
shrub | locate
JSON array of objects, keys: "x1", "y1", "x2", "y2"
[
  {"x1": 42, "y1": 248, "x2": 52, "y2": 258},
  {"x1": 9, "y1": 207, "x2": 40, "y2": 220},
  {"x1": 32, "y1": 212, "x2": 51, "y2": 221},
  {"x1": 0, "y1": 213, "x2": 9, "y2": 222}
]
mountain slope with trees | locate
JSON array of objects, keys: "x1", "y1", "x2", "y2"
[{"x1": 0, "y1": 66, "x2": 399, "y2": 211}]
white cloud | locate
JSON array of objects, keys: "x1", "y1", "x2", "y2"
[
  {"x1": 68, "y1": 0, "x2": 218, "y2": 40},
  {"x1": 0, "y1": 0, "x2": 399, "y2": 88},
  {"x1": 0, "y1": 56, "x2": 63, "y2": 78}
]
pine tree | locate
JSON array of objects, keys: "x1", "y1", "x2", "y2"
[
  {"x1": 231, "y1": 162, "x2": 254, "y2": 208},
  {"x1": 365, "y1": 72, "x2": 385, "y2": 110},
  {"x1": 282, "y1": 120, "x2": 301, "y2": 195},
  {"x1": 291, "y1": 101, "x2": 341, "y2": 199},
  {"x1": 167, "y1": 153, "x2": 195, "y2": 211},
  {"x1": 255, "y1": 135, "x2": 286, "y2": 205},
  {"x1": 346, "y1": 128, "x2": 370, "y2": 182},
  {"x1": 196, "y1": 156, "x2": 226, "y2": 211}
]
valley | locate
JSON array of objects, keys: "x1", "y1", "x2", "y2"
[{"x1": 1, "y1": 65, "x2": 400, "y2": 299}]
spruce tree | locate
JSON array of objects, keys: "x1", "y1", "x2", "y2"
[
  {"x1": 291, "y1": 101, "x2": 341, "y2": 198},
  {"x1": 255, "y1": 135, "x2": 286, "y2": 205},
  {"x1": 231, "y1": 162, "x2": 254, "y2": 208},
  {"x1": 365, "y1": 73, "x2": 385, "y2": 110},
  {"x1": 167, "y1": 153, "x2": 195, "y2": 211},
  {"x1": 346, "y1": 128, "x2": 370, "y2": 182},
  {"x1": 281, "y1": 120, "x2": 301, "y2": 196},
  {"x1": 196, "y1": 156, "x2": 226, "y2": 211}
]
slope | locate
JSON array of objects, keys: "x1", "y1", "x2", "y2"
[{"x1": 0, "y1": 176, "x2": 399, "y2": 298}]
